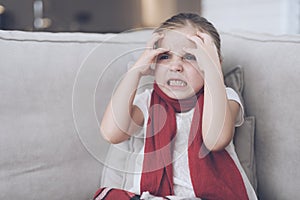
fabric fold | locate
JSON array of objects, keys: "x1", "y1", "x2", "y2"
[{"x1": 140, "y1": 83, "x2": 249, "y2": 200}]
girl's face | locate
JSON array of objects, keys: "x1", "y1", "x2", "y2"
[{"x1": 155, "y1": 26, "x2": 204, "y2": 100}]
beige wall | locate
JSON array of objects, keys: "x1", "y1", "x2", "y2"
[{"x1": 141, "y1": 0, "x2": 201, "y2": 27}]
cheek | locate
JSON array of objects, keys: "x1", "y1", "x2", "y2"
[
  {"x1": 154, "y1": 64, "x2": 167, "y2": 75},
  {"x1": 154, "y1": 67, "x2": 164, "y2": 82},
  {"x1": 188, "y1": 71, "x2": 204, "y2": 88}
]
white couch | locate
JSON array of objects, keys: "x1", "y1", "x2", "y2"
[{"x1": 0, "y1": 29, "x2": 299, "y2": 200}]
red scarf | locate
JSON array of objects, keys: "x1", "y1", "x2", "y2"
[{"x1": 140, "y1": 83, "x2": 249, "y2": 200}]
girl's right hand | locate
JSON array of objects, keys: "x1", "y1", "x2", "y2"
[{"x1": 130, "y1": 33, "x2": 168, "y2": 76}]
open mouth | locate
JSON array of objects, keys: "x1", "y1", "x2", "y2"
[{"x1": 167, "y1": 79, "x2": 187, "y2": 87}]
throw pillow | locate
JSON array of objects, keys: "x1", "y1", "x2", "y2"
[
  {"x1": 234, "y1": 116, "x2": 257, "y2": 192},
  {"x1": 224, "y1": 65, "x2": 245, "y2": 112},
  {"x1": 224, "y1": 65, "x2": 257, "y2": 192}
]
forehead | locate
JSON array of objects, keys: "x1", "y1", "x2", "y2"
[{"x1": 159, "y1": 26, "x2": 197, "y2": 53}]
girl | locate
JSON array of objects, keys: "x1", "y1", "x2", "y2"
[{"x1": 96, "y1": 13, "x2": 257, "y2": 200}]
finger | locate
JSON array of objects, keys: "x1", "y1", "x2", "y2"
[
  {"x1": 143, "y1": 47, "x2": 169, "y2": 68},
  {"x1": 147, "y1": 33, "x2": 164, "y2": 49},
  {"x1": 197, "y1": 32, "x2": 218, "y2": 56},
  {"x1": 149, "y1": 67, "x2": 155, "y2": 76},
  {"x1": 152, "y1": 47, "x2": 170, "y2": 57},
  {"x1": 186, "y1": 34, "x2": 204, "y2": 47},
  {"x1": 197, "y1": 31, "x2": 215, "y2": 46}
]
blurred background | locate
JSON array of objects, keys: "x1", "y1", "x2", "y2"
[{"x1": 0, "y1": 0, "x2": 299, "y2": 34}]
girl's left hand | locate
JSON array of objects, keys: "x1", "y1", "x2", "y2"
[{"x1": 184, "y1": 31, "x2": 221, "y2": 73}]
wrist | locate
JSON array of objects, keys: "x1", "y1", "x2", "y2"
[
  {"x1": 127, "y1": 64, "x2": 144, "y2": 79},
  {"x1": 203, "y1": 65, "x2": 225, "y2": 85}
]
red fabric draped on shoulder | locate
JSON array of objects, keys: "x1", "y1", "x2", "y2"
[{"x1": 140, "y1": 83, "x2": 249, "y2": 200}]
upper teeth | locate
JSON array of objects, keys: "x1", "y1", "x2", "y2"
[{"x1": 169, "y1": 80, "x2": 186, "y2": 86}]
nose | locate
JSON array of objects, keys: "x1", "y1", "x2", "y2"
[{"x1": 169, "y1": 58, "x2": 183, "y2": 72}]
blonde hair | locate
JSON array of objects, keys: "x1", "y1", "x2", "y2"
[{"x1": 154, "y1": 13, "x2": 222, "y2": 62}]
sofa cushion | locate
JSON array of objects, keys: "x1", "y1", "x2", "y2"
[
  {"x1": 224, "y1": 65, "x2": 245, "y2": 110},
  {"x1": 0, "y1": 29, "x2": 151, "y2": 200},
  {"x1": 224, "y1": 66, "x2": 257, "y2": 191},
  {"x1": 0, "y1": 30, "x2": 108, "y2": 200},
  {"x1": 234, "y1": 116, "x2": 257, "y2": 191},
  {"x1": 221, "y1": 31, "x2": 300, "y2": 200}
]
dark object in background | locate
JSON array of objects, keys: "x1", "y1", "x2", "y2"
[
  {"x1": 0, "y1": 9, "x2": 15, "y2": 30},
  {"x1": 74, "y1": 11, "x2": 92, "y2": 25},
  {"x1": 0, "y1": 5, "x2": 5, "y2": 29}
]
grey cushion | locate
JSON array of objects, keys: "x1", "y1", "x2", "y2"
[
  {"x1": 0, "y1": 31, "x2": 104, "y2": 200},
  {"x1": 224, "y1": 65, "x2": 257, "y2": 190},
  {"x1": 2, "y1": 29, "x2": 300, "y2": 200},
  {"x1": 0, "y1": 29, "x2": 151, "y2": 200},
  {"x1": 221, "y1": 31, "x2": 300, "y2": 200},
  {"x1": 224, "y1": 65, "x2": 245, "y2": 109},
  {"x1": 224, "y1": 65, "x2": 257, "y2": 191},
  {"x1": 234, "y1": 116, "x2": 257, "y2": 191}
]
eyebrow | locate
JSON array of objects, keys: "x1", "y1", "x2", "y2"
[{"x1": 168, "y1": 51, "x2": 191, "y2": 57}]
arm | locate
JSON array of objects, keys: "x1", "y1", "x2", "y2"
[
  {"x1": 185, "y1": 32, "x2": 240, "y2": 151},
  {"x1": 100, "y1": 33, "x2": 167, "y2": 144}
]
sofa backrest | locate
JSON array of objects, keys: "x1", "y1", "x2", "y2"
[
  {"x1": 0, "y1": 29, "x2": 151, "y2": 200},
  {"x1": 1, "y1": 29, "x2": 299, "y2": 200},
  {"x1": 221, "y1": 31, "x2": 300, "y2": 200}
]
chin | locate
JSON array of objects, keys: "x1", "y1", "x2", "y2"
[
  {"x1": 165, "y1": 90, "x2": 195, "y2": 100},
  {"x1": 159, "y1": 84, "x2": 197, "y2": 99}
]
